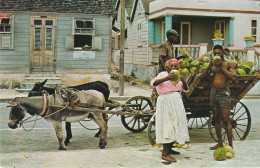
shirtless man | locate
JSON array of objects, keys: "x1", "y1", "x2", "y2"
[{"x1": 200, "y1": 45, "x2": 236, "y2": 149}]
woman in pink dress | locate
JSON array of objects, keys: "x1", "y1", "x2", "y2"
[{"x1": 151, "y1": 59, "x2": 190, "y2": 162}]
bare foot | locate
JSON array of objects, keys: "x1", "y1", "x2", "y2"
[{"x1": 209, "y1": 144, "x2": 223, "y2": 150}]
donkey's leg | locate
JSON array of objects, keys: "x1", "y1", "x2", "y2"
[
  {"x1": 53, "y1": 121, "x2": 66, "y2": 150},
  {"x1": 65, "y1": 122, "x2": 72, "y2": 146},
  {"x1": 94, "y1": 113, "x2": 108, "y2": 137},
  {"x1": 92, "y1": 113, "x2": 108, "y2": 149}
]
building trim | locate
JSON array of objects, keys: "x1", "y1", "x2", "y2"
[{"x1": 149, "y1": 7, "x2": 260, "y2": 16}]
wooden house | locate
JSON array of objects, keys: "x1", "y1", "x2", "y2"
[
  {"x1": 149, "y1": 0, "x2": 260, "y2": 50},
  {"x1": 0, "y1": 0, "x2": 115, "y2": 87},
  {"x1": 112, "y1": 0, "x2": 153, "y2": 81}
]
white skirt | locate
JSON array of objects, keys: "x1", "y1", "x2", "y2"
[{"x1": 156, "y1": 92, "x2": 190, "y2": 144}]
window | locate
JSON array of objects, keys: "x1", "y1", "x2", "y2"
[
  {"x1": 73, "y1": 18, "x2": 95, "y2": 49},
  {"x1": 137, "y1": 23, "x2": 142, "y2": 46},
  {"x1": 0, "y1": 15, "x2": 13, "y2": 49},
  {"x1": 251, "y1": 20, "x2": 257, "y2": 40}
]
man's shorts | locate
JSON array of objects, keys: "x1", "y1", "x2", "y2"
[{"x1": 210, "y1": 87, "x2": 231, "y2": 109}]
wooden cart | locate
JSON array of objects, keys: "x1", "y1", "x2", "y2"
[
  {"x1": 51, "y1": 95, "x2": 155, "y2": 133},
  {"x1": 147, "y1": 72, "x2": 260, "y2": 145}
]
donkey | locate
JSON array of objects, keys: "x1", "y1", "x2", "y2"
[
  {"x1": 8, "y1": 90, "x2": 108, "y2": 150},
  {"x1": 28, "y1": 79, "x2": 110, "y2": 145}
]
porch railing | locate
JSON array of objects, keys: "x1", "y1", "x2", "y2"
[
  {"x1": 201, "y1": 49, "x2": 259, "y2": 70},
  {"x1": 150, "y1": 44, "x2": 201, "y2": 65},
  {"x1": 255, "y1": 51, "x2": 260, "y2": 70}
]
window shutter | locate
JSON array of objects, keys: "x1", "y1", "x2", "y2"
[
  {"x1": 66, "y1": 35, "x2": 74, "y2": 49},
  {"x1": 92, "y1": 36, "x2": 102, "y2": 50},
  {"x1": 2, "y1": 36, "x2": 11, "y2": 48}
]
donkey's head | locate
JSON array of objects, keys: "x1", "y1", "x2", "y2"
[
  {"x1": 7, "y1": 98, "x2": 27, "y2": 129},
  {"x1": 28, "y1": 79, "x2": 48, "y2": 97}
]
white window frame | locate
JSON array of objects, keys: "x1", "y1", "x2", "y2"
[
  {"x1": 180, "y1": 22, "x2": 191, "y2": 45},
  {"x1": 137, "y1": 23, "x2": 142, "y2": 46},
  {"x1": 251, "y1": 20, "x2": 257, "y2": 40},
  {"x1": 72, "y1": 18, "x2": 95, "y2": 50},
  {"x1": 0, "y1": 15, "x2": 14, "y2": 49}
]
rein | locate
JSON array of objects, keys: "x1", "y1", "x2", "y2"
[{"x1": 19, "y1": 92, "x2": 68, "y2": 131}]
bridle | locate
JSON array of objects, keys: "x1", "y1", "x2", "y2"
[{"x1": 9, "y1": 92, "x2": 68, "y2": 132}]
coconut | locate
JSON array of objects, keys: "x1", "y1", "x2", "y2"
[
  {"x1": 202, "y1": 57, "x2": 210, "y2": 63},
  {"x1": 238, "y1": 64, "x2": 252, "y2": 74},
  {"x1": 213, "y1": 147, "x2": 226, "y2": 161},
  {"x1": 190, "y1": 67, "x2": 197, "y2": 73},
  {"x1": 223, "y1": 145, "x2": 234, "y2": 159},
  {"x1": 201, "y1": 62, "x2": 210, "y2": 68},
  {"x1": 180, "y1": 60, "x2": 190, "y2": 68},
  {"x1": 170, "y1": 70, "x2": 180, "y2": 84},
  {"x1": 199, "y1": 67, "x2": 207, "y2": 73},
  {"x1": 241, "y1": 61, "x2": 253, "y2": 68},
  {"x1": 190, "y1": 60, "x2": 200, "y2": 67},
  {"x1": 182, "y1": 68, "x2": 189, "y2": 73},
  {"x1": 236, "y1": 68, "x2": 246, "y2": 75}
]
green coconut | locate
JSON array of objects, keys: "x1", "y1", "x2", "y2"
[
  {"x1": 180, "y1": 60, "x2": 190, "y2": 68},
  {"x1": 202, "y1": 56, "x2": 210, "y2": 63},
  {"x1": 170, "y1": 70, "x2": 180, "y2": 84},
  {"x1": 190, "y1": 67, "x2": 197, "y2": 73},
  {"x1": 214, "y1": 147, "x2": 226, "y2": 161},
  {"x1": 201, "y1": 62, "x2": 210, "y2": 68},
  {"x1": 183, "y1": 57, "x2": 193, "y2": 63},
  {"x1": 190, "y1": 60, "x2": 200, "y2": 67},
  {"x1": 223, "y1": 145, "x2": 234, "y2": 159},
  {"x1": 182, "y1": 68, "x2": 189, "y2": 73},
  {"x1": 199, "y1": 67, "x2": 207, "y2": 73},
  {"x1": 238, "y1": 64, "x2": 252, "y2": 73},
  {"x1": 210, "y1": 56, "x2": 221, "y2": 66},
  {"x1": 236, "y1": 68, "x2": 246, "y2": 75},
  {"x1": 241, "y1": 61, "x2": 253, "y2": 68}
]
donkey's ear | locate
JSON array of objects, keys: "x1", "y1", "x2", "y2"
[
  {"x1": 42, "y1": 79, "x2": 48, "y2": 86},
  {"x1": 7, "y1": 101, "x2": 18, "y2": 107}
]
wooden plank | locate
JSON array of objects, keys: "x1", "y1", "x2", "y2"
[
  {"x1": 50, "y1": 105, "x2": 154, "y2": 116},
  {"x1": 235, "y1": 74, "x2": 260, "y2": 101}
]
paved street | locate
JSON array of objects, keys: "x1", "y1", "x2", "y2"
[{"x1": 0, "y1": 98, "x2": 260, "y2": 167}]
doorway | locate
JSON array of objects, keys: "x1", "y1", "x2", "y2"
[{"x1": 30, "y1": 16, "x2": 56, "y2": 73}]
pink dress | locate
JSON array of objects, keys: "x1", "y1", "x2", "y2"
[
  {"x1": 150, "y1": 71, "x2": 190, "y2": 144},
  {"x1": 150, "y1": 71, "x2": 189, "y2": 94}
]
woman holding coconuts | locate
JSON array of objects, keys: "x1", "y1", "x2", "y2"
[{"x1": 151, "y1": 59, "x2": 190, "y2": 163}]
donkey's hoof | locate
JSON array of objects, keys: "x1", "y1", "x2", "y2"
[
  {"x1": 99, "y1": 142, "x2": 107, "y2": 149},
  {"x1": 58, "y1": 147, "x2": 67, "y2": 150},
  {"x1": 65, "y1": 140, "x2": 70, "y2": 146}
]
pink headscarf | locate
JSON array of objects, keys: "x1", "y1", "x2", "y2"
[{"x1": 165, "y1": 59, "x2": 179, "y2": 66}]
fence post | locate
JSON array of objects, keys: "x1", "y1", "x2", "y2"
[
  {"x1": 254, "y1": 43, "x2": 260, "y2": 52},
  {"x1": 198, "y1": 43, "x2": 208, "y2": 58},
  {"x1": 246, "y1": 48, "x2": 256, "y2": 69}
]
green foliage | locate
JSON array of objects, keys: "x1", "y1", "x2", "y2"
[
  {"x1": 244, "y1": 36, "x2": 255, "y2": 40},
  {"x1": 214, "y1": 29, "x2": 223, "y2": 39}
]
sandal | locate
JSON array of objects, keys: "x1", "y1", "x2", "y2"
[{"x1": 162, "y1": 155, "x2": 177, "y2": 162}]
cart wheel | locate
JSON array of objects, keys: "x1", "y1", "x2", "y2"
[
  {"x1": 208, "y1": 100, "x2": 251, "y2": 142},
  {"x1": 147, "y1": 115, "x2": 156, "y2": 145},
  {"x1": 186, "y1": 112, "x2": 210, "y2": 129},
  {"x1": 121, "y1": 96, "x2": 154, "y2": 133}
]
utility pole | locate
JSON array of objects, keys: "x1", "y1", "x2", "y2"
[{"x1": 119, "y1": 0, "x2": 125, "y2": 96}]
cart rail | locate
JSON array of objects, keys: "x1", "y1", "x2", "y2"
[{"x1": 50, "y1": 104, "x2": 155, "y2": 117}]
